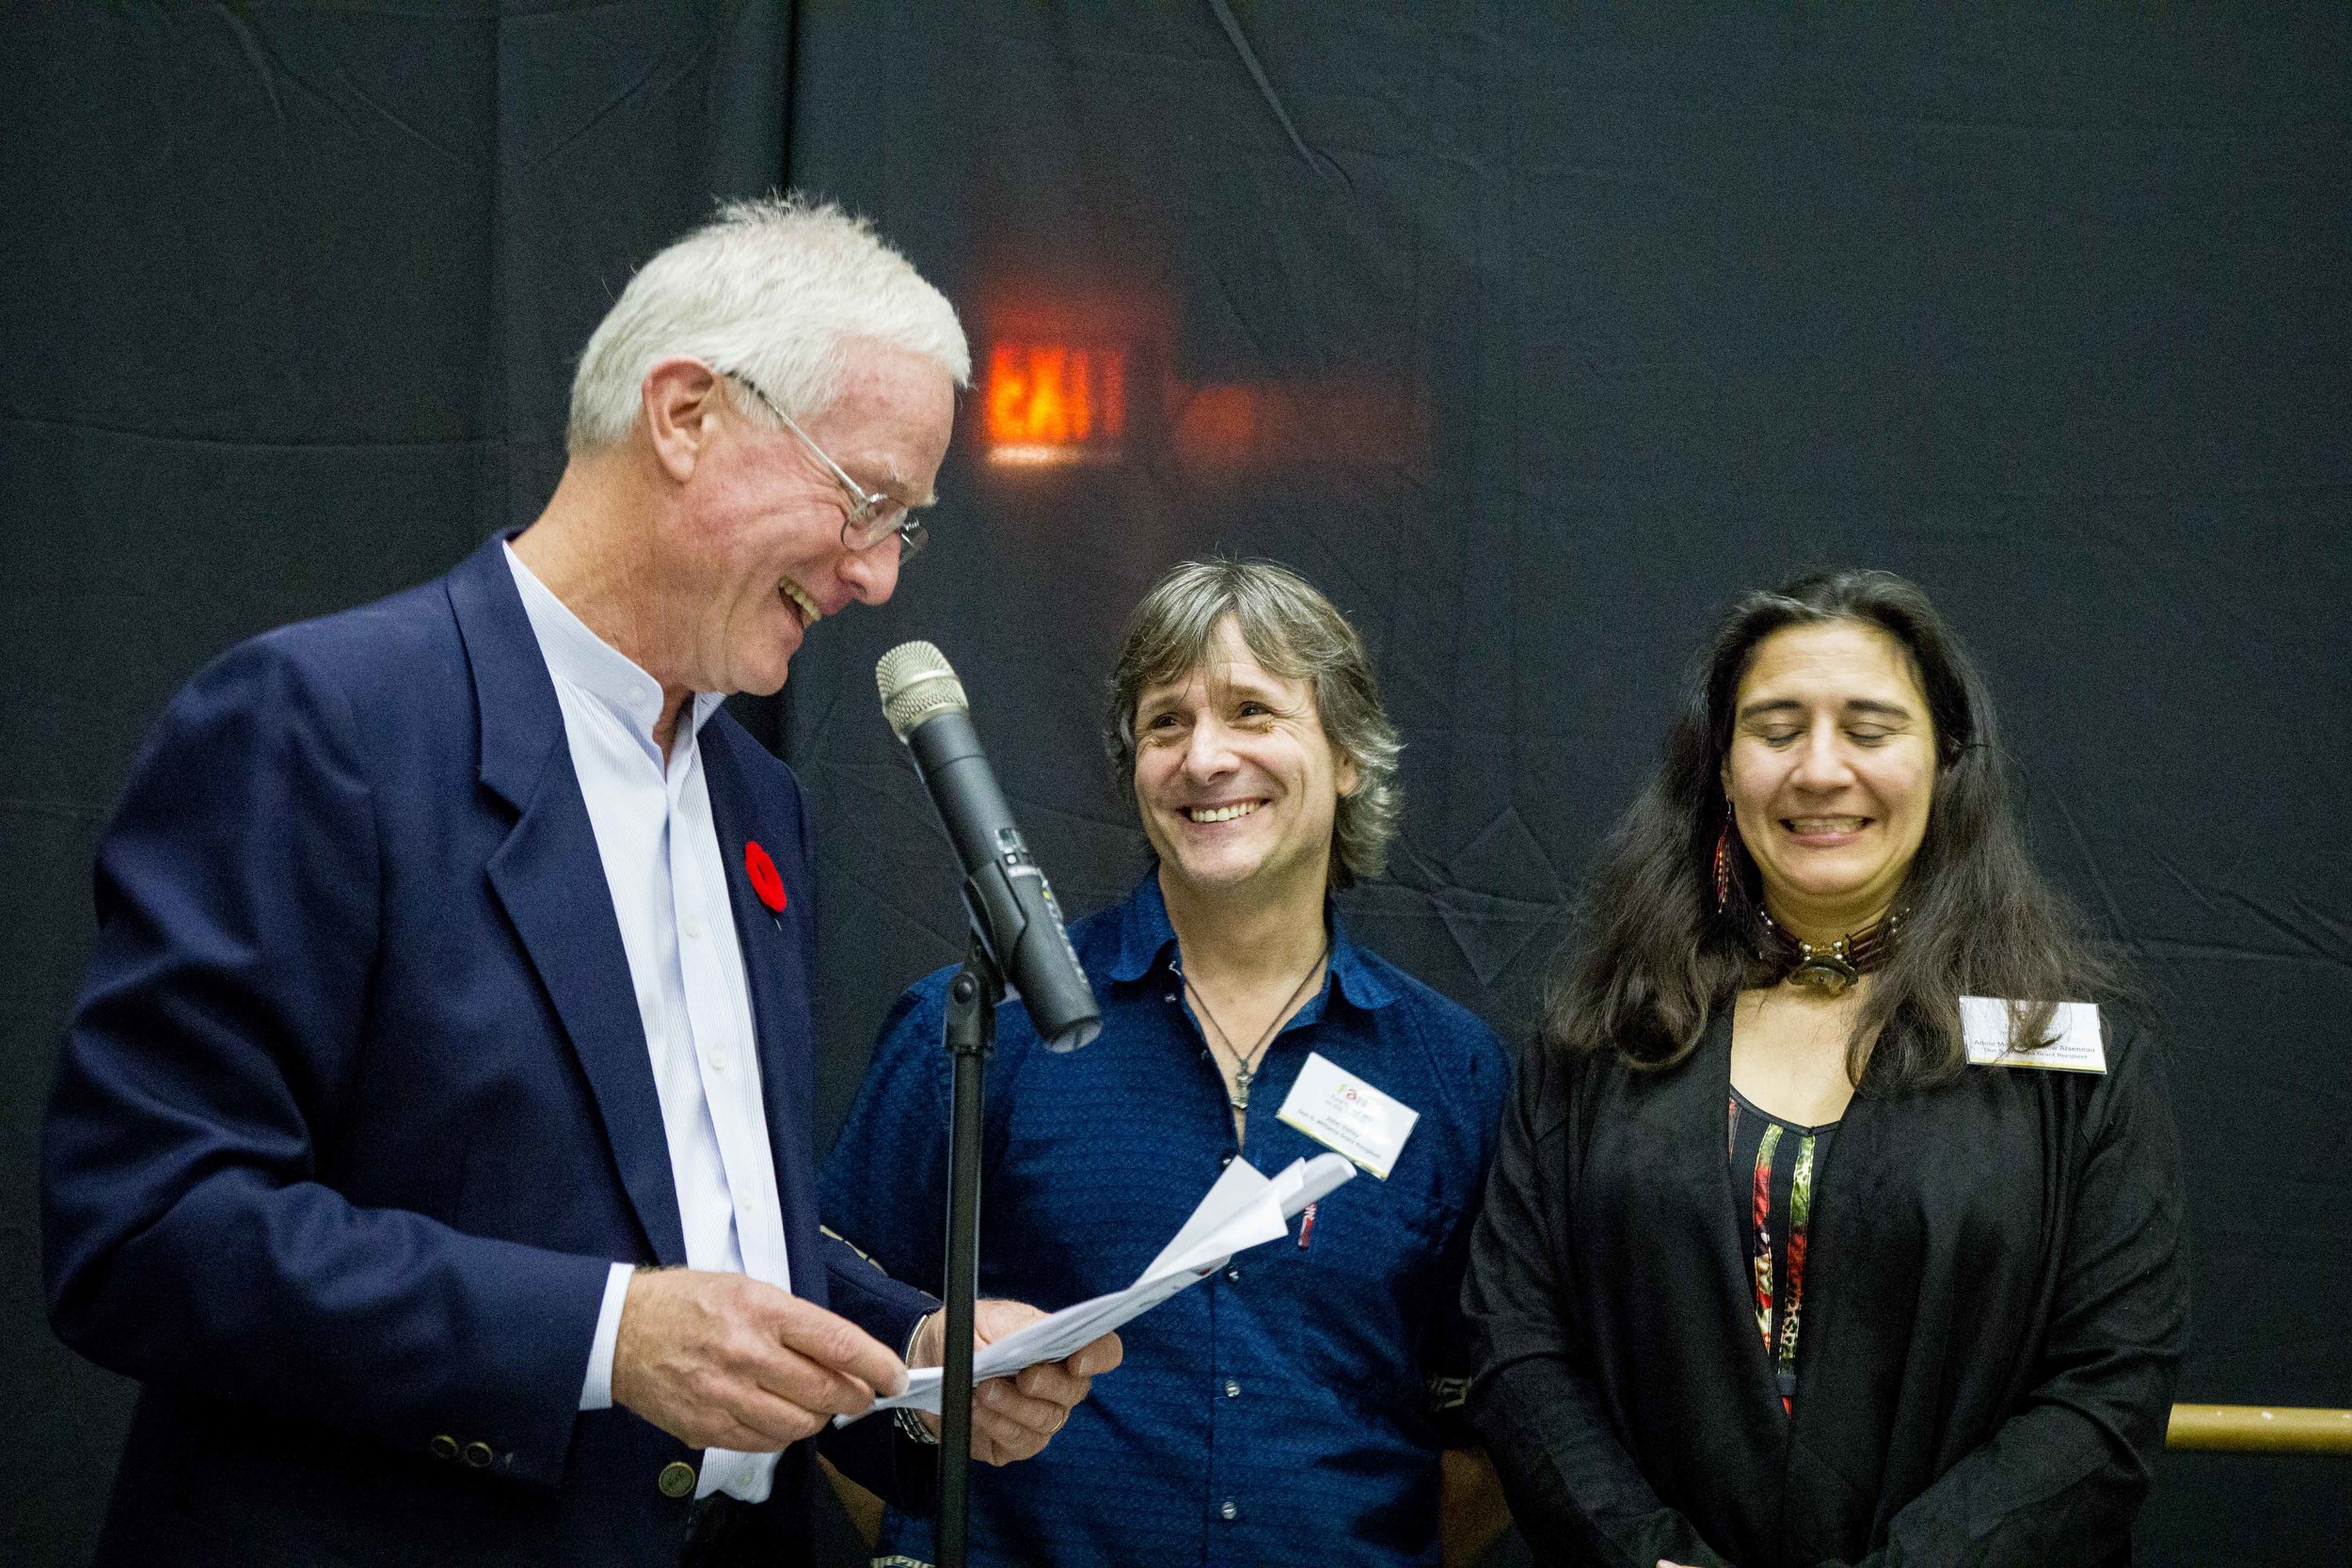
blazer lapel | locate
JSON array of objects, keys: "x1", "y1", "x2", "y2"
[
  {"x1": 699, "y1": 720, "x2": 827, "y2": 1304},
  {"x1": 449, "y1": 536, "x2": 688, "y2": 1267}
]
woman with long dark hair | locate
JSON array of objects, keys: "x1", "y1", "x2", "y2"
[{"x1": 1463, "y1": 569, "x2": 2186, "y2": 1568}]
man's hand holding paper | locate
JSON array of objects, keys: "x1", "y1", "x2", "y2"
[
  {"x1": 850, "y1": 1150, "x2": 1355, "y2": 1421},
  {"x1": 903, "y1": 1299, "x2": 1124, "y2": 1465}
]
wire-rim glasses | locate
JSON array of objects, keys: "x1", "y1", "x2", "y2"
[{"x1": 719, "y1": 368, "x2": 928, "y2": 562}]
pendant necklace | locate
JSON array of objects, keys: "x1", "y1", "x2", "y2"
[
  {"x1": 1756, "y1": 907, "x2": 1901, "y2": 996},
  {"x1": 1184, "y1": 940, "x2": 1330, "y2": 1113}
]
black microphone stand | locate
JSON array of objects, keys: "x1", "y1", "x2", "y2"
[{"x1": 934, "y1": 927, "x2": 1000, "y2": 1568}]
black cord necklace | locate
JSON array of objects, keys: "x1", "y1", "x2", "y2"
[
  {"x1": 1756, "y1": 907, "x2": 1901, "y2": 995},
  {"x1": 1182, "y1": 942, "x2": 1330, "y2": 1114}
]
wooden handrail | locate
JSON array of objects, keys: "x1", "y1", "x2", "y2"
[{"x1": 2166, "y1": 1403, "x2": 2352, "y2": 1454}]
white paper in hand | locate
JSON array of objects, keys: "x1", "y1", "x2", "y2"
[{"x1": 849, "y1": 1151, "x2": 1355, "y2": 1421}]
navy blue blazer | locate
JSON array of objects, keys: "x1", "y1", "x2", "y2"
[{"x1": 43, "y1": 534, "x2": 936, "y2": 1566}]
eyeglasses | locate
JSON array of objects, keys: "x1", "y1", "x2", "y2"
[{"x1": 720, "y1": 369, "x2": 928, "y2": 562}]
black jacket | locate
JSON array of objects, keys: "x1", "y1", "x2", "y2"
[{"x1": 1463, "y1": 1009, "x2": 2187, "y2": 1568}]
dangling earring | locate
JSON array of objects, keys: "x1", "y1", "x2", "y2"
[{"x1": 1713, "y1": 805, "x2": 1736, "y2": 915}]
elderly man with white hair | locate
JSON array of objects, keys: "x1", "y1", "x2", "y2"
[{"x1": 42, "y1": 197, "x2": 1116, "y2": 1568}]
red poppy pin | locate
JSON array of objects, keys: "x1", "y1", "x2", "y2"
[{"x1": 744, "y1": 841, "x2": 787, "y2": 925}]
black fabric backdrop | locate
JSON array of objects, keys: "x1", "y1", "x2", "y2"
[{"x1": 5, "y1": 6, "x2": 2345, "y2": 1565}]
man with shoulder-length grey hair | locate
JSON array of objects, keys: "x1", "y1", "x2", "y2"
[
  {"x1": 824, "y1": 559, "x2": 1515, "y2": 1566},
  {"x1": 43, "y1": 195, "x2": 1115, "y2": 1568}
]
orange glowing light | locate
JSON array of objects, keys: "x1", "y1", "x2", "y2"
[
  {"x1": 986, "y1": 341, "x2": 1127, "y2": 462},
  {"x1": 1169, "y1": 376, "x2": 1427, "y2": 481}
]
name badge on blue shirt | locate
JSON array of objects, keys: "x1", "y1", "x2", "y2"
[{"x1": 1276, "y1": 1052, "x2": 1421, "y2": 1178}]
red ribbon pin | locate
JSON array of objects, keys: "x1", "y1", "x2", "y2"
[{"x1": 743, "y1": 841, "x2": 787, "y2": 917}]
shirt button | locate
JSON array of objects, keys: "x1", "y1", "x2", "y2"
[
  {"x1": 707, "y1": 1049, "x2": 727, "y2": 1071},
  {"x1": 1223, "y1": 1378, "x2": 1241, "y2": 1399},
  {"x1": 1219, "y1": 1499, "x2": 1239, "y2": 1521},
  {"x1": 1219, "y1": 1153, "x2": 1234, "y2": 1168},
  {"x1": 1225, "y1": 1265, "x2": 1241, "y2": 1284},
  {"x1": 682, "y1": 914, "x2": 707, "y2": 940}
]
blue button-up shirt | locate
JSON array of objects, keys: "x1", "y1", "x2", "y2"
[{"x1": 821, "y1": 875, "x2": 1510, "y2": 1566}]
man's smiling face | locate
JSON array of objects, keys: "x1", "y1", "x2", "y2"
[
  {"x1": 663, "y1": 341, "x2": 955, "y2": 697},
  {"x1": 1131, "y1": 616, "x2": 1359, "y2": 903}
]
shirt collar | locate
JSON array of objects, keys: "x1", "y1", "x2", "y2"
[
  {"x1": 1106, "y1": 869, "x2": 1397, "y2": 1011},
  {"x1": 503, "y1": 542, "x2": 723, "y2": 761}
]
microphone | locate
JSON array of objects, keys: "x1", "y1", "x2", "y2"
[{"x1": 876, "y1": 642, "x2": 1102, "y2": 1053}]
